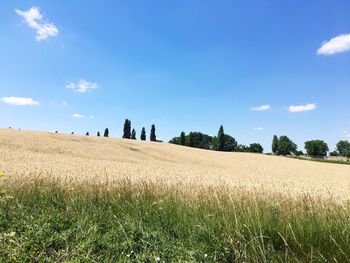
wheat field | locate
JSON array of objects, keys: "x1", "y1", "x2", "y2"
[{"x1": 1, "y1": 128, "x2": 349, "y2": 201}]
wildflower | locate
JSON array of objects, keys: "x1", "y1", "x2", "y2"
[
  {"x1": 0, "y1": 171, "x2": 5, "y2": 177},
  {"x1": 204, "y1": 254, "x2": 208, "y2": 258},
  {"x1": 155, "y1": 256, "x2": 160, "y2": 261}
]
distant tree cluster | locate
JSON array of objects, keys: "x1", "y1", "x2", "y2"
[
  {"x1": 122, "y1": 119, "x2": 157, "y2": 142},
  {"x1": 271, "y1": 135, "x2": 297, "y2": 155},
  {"x1": 169, "y1": 126, "x2": 264, "y2": 153},
  {"x1": 271, "y1": 135, "x2": 349, "y2": 158},
  {"x1": 331, "y1": 140, "x2": 350, "y2": 158}
]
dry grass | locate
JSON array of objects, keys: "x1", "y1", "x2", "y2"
[{"x1": 1, "y1": 128, "x2": 349, "y2": 201}]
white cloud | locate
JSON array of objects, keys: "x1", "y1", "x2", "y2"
[
  {"x1": 15, "y1": 7, "x2": 58, "y2": 41},
  {"x1": 62, "y1": 101, "x2": 68, "y2": 106},
  {"x1": 72, "y1": 113, "x2": 84, "y2": 118},
  {"x1": 0, "y1": 96, "x2": 39, "y2": 106},
  {"x1": 317, "y1": 34, "x2": 350, "y2": 55},
  {"x1": 288, "y1": 103, "x2": 316, "y2": 113},
  {"x1": 90, "y1": 115, "x2": 94, "y2": 119},
  {"x1": 254, "y1": 127, "x2": 264, "y2": 131},
  {"x1": 66, "y1": 80, "x2": 98, "y2": 93},
  {"x1": 250, "y1": 105, "x2": 271, "y2": 111}
]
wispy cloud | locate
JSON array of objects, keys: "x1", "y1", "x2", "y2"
[
  {"x1": 317, "y1": 34, "x2": 350, "y2": 55},
  {"x1": 72, "y1": 113, "x2": 84, "y2": 118},
  {"x1": 254, "y1": 127, "x2": 264, "y2": 131},
  {"x1": 288, "y1": 103, "x2": 316, "y2": 113},
  {"x1": 0, "y1": 96, "x2": 39, "y2": 106},
  {"x1": 250, "y1": 105, "x2": 271, "y2": 111},
  {"x1": 90, "y1": 115, "x2": 94, "y2": 119},
  {"x1": 66, "y1": 80, "x2": 98, "y2": 93},
  {"x1": 62, "y1": 101, "x2": 68, "y2": 106},
  {"x1": 15, "y1": 7, "x2": 58, "y2": 41}
]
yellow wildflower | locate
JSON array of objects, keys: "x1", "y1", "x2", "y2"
[{"x1": 0, "y1": 171, "x2": 4, "y2": 177}]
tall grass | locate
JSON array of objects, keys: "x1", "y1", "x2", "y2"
[{"x1": 0, "y1": 179, "x2": 349, "y2": 262}]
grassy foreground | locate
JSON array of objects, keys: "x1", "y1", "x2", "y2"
[{"x1": 0, "y1": 180, "x2": 349, "y2": 262}]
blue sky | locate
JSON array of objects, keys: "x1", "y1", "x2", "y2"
[{"x1": 0, "y1": 0, "x2": 349, "y2": 152}]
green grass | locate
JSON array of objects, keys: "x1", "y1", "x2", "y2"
[
  {"x1": 291, "y1": 156, "x2": 350, "y2": 165},
  {"x1": 0, "y1": 180, "x2": 349, "y2": 262}
]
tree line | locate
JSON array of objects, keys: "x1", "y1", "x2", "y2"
[
  {"x1": 84, "y1": 119, "x2": 158, "y2": 142},
  {"x1": 80, "y1": 119, "x2": 350, "y2": 158},
  {"x1": 169, "y1": 125, "x2": 264, "y2": 153},
  {"x1": 271, "y1": 135, "x2": 350, "y2": 158}
]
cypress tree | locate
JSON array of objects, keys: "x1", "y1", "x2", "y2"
[
  {"x1": 180, "y1": 131, "x2": 186, "y2": 146},
  {"x1": 123, "y1": 119, "x2": 131, "y2": 139},
  {"x1": 140, "y1": 127, "x2": 146, "y2": 141},
  {"x1": 86, "y1": 132, "x2": 89, "y2": 136},
  {"x1": 131, "y1": 129, "x2": 136, "y2": 140},
  {"x1": 217, "y1": 125, "x2": 225, "y2": 151},
  {"x1": 150, "y1": 124, "x2": 156, "y2": 142},
  {"x1": 104, "y1": 128, "x2": 109, "y2": 137},
  {"x1": 272, "y1": 135, "x2": 279, "y2": 154},
  {"x1": 97, "y1": 131, "x2": 100, "y2": 137}
]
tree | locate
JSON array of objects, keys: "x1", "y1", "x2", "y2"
[
  {"x1": 188, "y1": 132, "x2": 194, "y2": 147},
  {"x1": 97, "y1": 131, "x2": 100, "y2": 137},
  {"x1": 180, "y1": 132, "x2": 186, "y2": 146},
  {"x1": 272, "y1": 135, "x2": 279, "y2": 154},
  {"x1": 249, "y1": 143, "x2": 264, "y2": 153},
  {"x1": 123, "y1": 119, "x2": 131, "y2": 139},
  {"x1": 217, "y1": 125, "x2": 225, "y2": 151},
  {"x1": 150, "y1": 124, "x2": 156, "y2": 141},
  {"x1": 336, "y1": 140, "x2": 350, "y2": 157},
  {"x1": 213, "y1": 134, "x2": 237, "y2": 151},
  {"x1": 305, "y1": 140, "x2": 329, "y2": 157},
  {"x1": 223, "y1": 135, "x2": 238, "y2": 151},
  {"x1": 86, "y1": 132, "x2": 89, "y2": 136},
  {"x1": 104, "y1": 128, "x2": 109, "y2": 137},
  {"x1": 140, "y1": 127, "x2": 146, "y2": 141},
  {"x1": 131, "y1": 129, "x2": 136, "y2": 140},
  {"x1": 276, "y1": 136, "x2": 297, "y2": 155}
]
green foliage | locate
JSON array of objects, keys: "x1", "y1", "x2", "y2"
[
  {"x1": 150, "y1": 125, "x2": 156, "y2": 142},
  {"x1": 123, "y1": 119, "x2": 132, "y2": 139},
  {"x1": 217, "y1": 125, "x2": 225, "y2": 151},
  {"x1": 171, "y1": 132, "x2": 239, "y2": 152},
  {"x1": 329, "y1": 151, "x2": 339, "y2": 156},
  {"x1": 140, "y1": 127, "x2": 146, "y2": 141},
  {"x1": 249, "y1": 143, "x2": 264, "y2": 153},
  {"x1": 272, "y1": 135, "x2": 279, "y2": 154},
  {"x1": 97, "y1": 131, "x2": 100, "y2": 137},
  {"x1": 0, "y1": 182, "x2": 349, "y2": 262},
  {"x1": 131, "y1": 129, "x2": 136, "y2": 140},
  {"x1": 294, "y1": 150, "x2": 304, "y2": 156},
  {"x1": 180, "y1": 132, "x2": 186, "y2": 146},
  {"x1": 336, "y1": 140, "x2": 350, "y2": 157},
  {"x1": 103, "y1": 128, "x2": 109, "y2": 138},
  {"x1": 213, "y1": 134, "x2": 238, "y2": 151},
  {"x1": 291, "y1": 156, "x2": 350, "y2": 165},
  {"x1": 188, "y1": 132, "x2": 194, "y2": 147},
  {"x1": 305, "y1": 140, "x2": 329, "y2": 157},
  {"x1": 276, "y1": 136, "x2": 297, "y2": 155}
]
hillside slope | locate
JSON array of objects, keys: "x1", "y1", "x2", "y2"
[{"x1": 1, "y1": 129, "x2": 349, "y2": 200}]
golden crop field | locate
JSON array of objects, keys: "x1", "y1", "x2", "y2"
[{"x1": 1, "y1": 128, "x2": 350, "y2": 201}]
